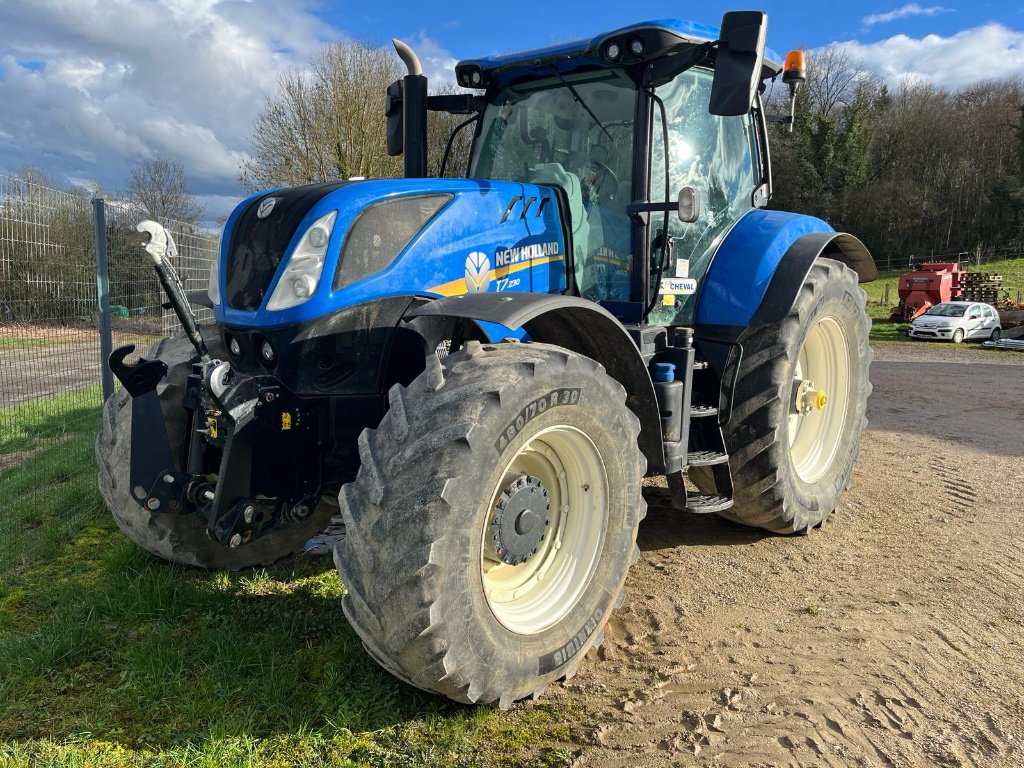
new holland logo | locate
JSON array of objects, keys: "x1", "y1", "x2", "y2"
[
  {"x1": 464, "y1": 251, "x2": 491, "y2": 293},
  {"x1": 256, "y1": 197, "x2": 278, "y2": 219}
]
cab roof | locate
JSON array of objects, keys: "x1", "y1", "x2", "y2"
[{"x1": 455, "y1": 19, "x2": 783, "y2": 88}]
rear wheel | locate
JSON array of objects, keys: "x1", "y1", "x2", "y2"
[
  {"x1": 990, "y1": 327, "x2": 1001, "y2": 342},
  {"x1": 334, "y1": 341, "x2": 645, "y2": 706},
  {"x1": 704, "y1": 258, "x2": 872, "y2": 533},
  {"x1": 96, "y1": 333, "x2": 334, "y2": 569}
]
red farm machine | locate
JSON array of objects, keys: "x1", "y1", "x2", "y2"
[{"x1": 889, "y1": 262, "x2": 966, "y2": 322}]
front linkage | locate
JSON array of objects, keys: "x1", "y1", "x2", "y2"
[{"x1": 109, "y1": 222, "x2": 326, "y2": 550}]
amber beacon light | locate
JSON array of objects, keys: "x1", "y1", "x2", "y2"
[
  {"x1": 781, "y1": 50, "x2": 807, "y2": 132},
  {"x1": 783, "y1": 50, "x2": 807, "y2": 85}
]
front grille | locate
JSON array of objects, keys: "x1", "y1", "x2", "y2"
[{"x1": 225, "y1": 181, "x2": 350, "y2": 310}]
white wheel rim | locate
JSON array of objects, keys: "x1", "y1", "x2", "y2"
[
  {"x1": 788, "y1": 316, "x2": 851, "y2": 484},
  {"x1": 480, "y1": 425, "x2": 608, "y2": 635}
]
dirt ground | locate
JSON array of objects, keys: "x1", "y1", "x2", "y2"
[{"x1": 533, "y1": 341, "x2": 1024, "y2": 768}]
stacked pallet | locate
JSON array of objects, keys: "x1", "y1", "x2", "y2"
[{"x1": 962, "y1": 272, "x2": 1002, "y2": 304}]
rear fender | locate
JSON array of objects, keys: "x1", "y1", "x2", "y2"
[
  {"x1": 406, "y1": 293, "x2": 664, "y2": 472},
  {"x1": 695, "y1": 209, "x2": 876, "y2": 329},
  {"x1": 693, "y1": 221, "x2": 876, "y2": 424}
]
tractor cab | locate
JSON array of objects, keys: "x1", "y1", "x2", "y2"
[
  {"x1": 466, "y1": 59, "x2": 770, "y2": 324},
  {"x1": 391, "y1": 14, "x2": 788, "y2": 325}
]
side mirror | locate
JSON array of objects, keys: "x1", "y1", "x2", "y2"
[
  {"x1": 677, "y1": 187, "x2": 701, "y2": 223},
  {"x1": 385, "y1": 79, "x2": 403, "y2": 156},
  {"x1": 709, "y1": 11, "x2": 767, "y2": 117}
]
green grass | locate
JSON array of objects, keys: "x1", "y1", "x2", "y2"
[
  {"x1": 863, "y1": 256, "x2": 1024, "y2": 342},
  {"x1": 0, "y1": 404, "x2": 577, "y2": 768},
  {"x1": 0, "y1": 384, "x2": 103, "y2": 456},
  {"x1": 0, "y1": 337, "x2": 52, "y2": 350}
]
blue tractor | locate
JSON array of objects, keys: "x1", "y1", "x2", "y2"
[{"x1": 97, "y1": 12, "x2": 875, "y2": 707}]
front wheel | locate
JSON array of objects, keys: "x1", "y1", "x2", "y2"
[
  {"x1": 952, "y1": 328, "x2": 965, "y2": 343},
  {"x1": 706, "y1": 258, "x2": 872, "y2": 533},
  {"x1": 334, "y1": 342, "x2": 645, "y2": 706}
]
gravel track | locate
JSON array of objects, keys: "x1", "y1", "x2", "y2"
[{"x1": 530, "y1": 341, "x2": 1024, "y2": 767}]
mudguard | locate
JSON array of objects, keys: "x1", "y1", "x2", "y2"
[
  {"x1": 695, "y1": 209, "x2": 876, "y2": 329},
  {"x1": 692, "y1": 211, "x2": 876, "y2": 426},
  {"x1": 406, "y1": 293, "x2": 665, "y2": 472}
]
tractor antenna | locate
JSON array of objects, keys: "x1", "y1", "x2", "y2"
[{"x1": 781, "y1": 51, "x2": 807, "y2": 133}]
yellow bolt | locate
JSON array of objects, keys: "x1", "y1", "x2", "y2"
[{"x1": 814, "y1": 390, "x2": 828, "y2": 410}]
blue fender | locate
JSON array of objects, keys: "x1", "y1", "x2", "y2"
[{"x1": 694, "y1": 209, "x2": 836, "y2": 328}]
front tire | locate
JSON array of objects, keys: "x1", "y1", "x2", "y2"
[
  {"x1": 96, "y1": 333, "x2": 334, "y2": 569},
  {"x1": 952, "y1": 328, "x2": 965, "y2": 343},
  {"x1": 334, "y1": 341, "x2": 645, "y2": 706},
  {"x1": 708, "y1": 258, "x2": 872, "y2": 533}
]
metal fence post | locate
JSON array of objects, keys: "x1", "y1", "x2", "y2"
[{"x1": 93, "y1": 198, "x2": 114, "y2": 401}]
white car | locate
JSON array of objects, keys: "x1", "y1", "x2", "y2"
[{"x1": 908, "y1": 301, "x2": 1002, "y2": 343}]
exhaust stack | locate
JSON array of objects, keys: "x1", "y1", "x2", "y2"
[{"x1": 392, "y1": 39, "x2": 428, "y2": 178}]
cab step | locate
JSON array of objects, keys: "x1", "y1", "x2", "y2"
[
  {"x1": 687, "y1": 449, "x2": 729, "y2": 466},
  {"x1": 685, "y1": 494, "x2": 735, "y2": 514},
  {"x1": 689, "y1": 404, "x2": 718, "y2": 418}
]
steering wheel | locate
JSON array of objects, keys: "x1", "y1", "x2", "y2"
[{"x1": 583, "y1": 159, "x2": 619, "y2": 204}]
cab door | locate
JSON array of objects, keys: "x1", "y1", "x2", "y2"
[{"x1": 647, "y1": 67, "x2": 760, "y2": 326}]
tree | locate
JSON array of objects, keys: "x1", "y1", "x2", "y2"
[
  {"x1": 12, "y1": 164, "x2": 60, "y2": 191},
  {"x1": 126, "y1": 158, "x2": 204, "y2": 224},
  {"x1": 239, "y1": 40, "x2": 472, "y2": 190},
  {"x1": 240, "y1": 41, "x2": 403, "y2": 191}
]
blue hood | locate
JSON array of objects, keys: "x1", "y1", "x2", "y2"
[{"x1": 214, "y1": 178, "x2": 569, "y2": 330}]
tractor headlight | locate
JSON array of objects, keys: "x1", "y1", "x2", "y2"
[
  {"x1": 266, "y1": 210, "x2": 338, "y2": 311},
  {"x1": 207, "y1": 226, "x2": 223, "y2": 305},
  {"x1": 332, "y1": 193, "x2": 452, "y2": 291}
]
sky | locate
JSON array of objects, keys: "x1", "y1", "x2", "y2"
[{"x1": 1, "y1": 0, "x2": 1022, "y2": 227}]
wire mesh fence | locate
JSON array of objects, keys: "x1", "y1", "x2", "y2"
[
  {"x1": 0, "y1": 174, "x2": 216, "y2": 576},
  {"x1": 875, "y1": 246, "x2": 1024, "y2": 274}
]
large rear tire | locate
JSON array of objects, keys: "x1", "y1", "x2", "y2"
[
  {"x1": 334, "y1": 341, "x2": 645, "y2": 707},
  {"x1": 96, "y1": 333, "x2": 334, "y2": 569},
  {"x1": 702, "y1": 258, "x2": 872, "y2": 533}
]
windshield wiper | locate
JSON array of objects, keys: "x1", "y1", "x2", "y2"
[{"x1": 547, "y1": 66, "x2": 612, "y2": 141}]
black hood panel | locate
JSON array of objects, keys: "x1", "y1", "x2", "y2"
[{"x1": 225, "y1": 181, "x2": 351, "y2": 310}]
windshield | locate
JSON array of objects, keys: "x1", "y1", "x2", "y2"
[
  {"x1": 470, "y1": 70, "x2": 637, "y2": 302},
  {"x1": 925, "y1": 304, "x2": 967, "y2": 317}
]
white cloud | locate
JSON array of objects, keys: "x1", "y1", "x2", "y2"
[
  {"x1": 0, "y1": 2, "x2": 463, "y2": 224},
  {"x1": 405, "y1": 32, "x2": 460, "y2": 87},
  {"x1": 829, "y1": 23, "x2": 1024, "y2": 89},
  {"x1": 0, "y1": 0, "x2": 345, "y2": 224},
  {"x1": 863, "y1": 4, "x2": 953, "y2": 28}
]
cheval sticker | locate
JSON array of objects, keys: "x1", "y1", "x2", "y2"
[
  {"x1": 496, "y1": 388, "x2": 581, "y2": 452},
  {"x1": 660, "y1": 277, "x2": 697, "y2": 295}
]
